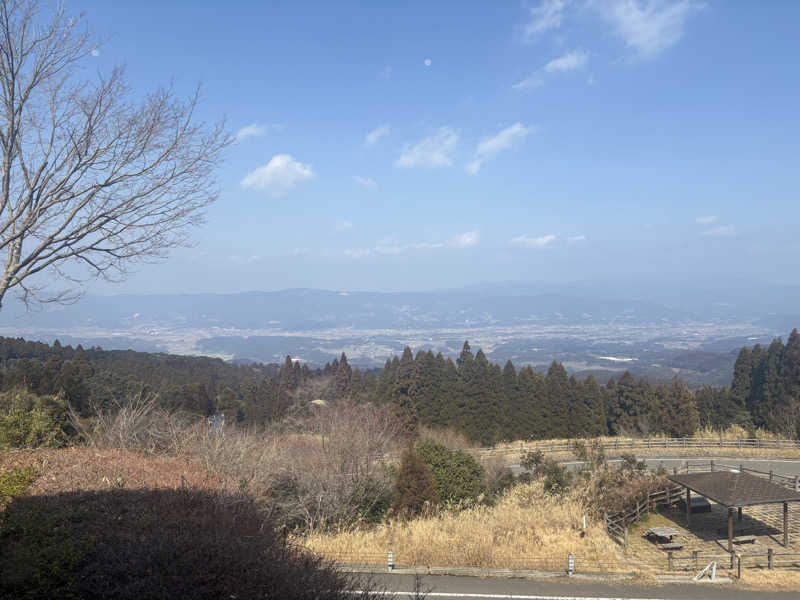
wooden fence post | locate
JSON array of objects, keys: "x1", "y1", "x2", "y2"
[
  {"x1": 794, "y1": 475, "x2": 799, "y2": 492},
  {"x1": 770, "y1": 470, "x2": 774, "y2": 482},
  {"x1": 768, "y1": 548, "x2": 774, "y2": 570},
  {"x1": 711, "y1": 460, "x2": 715, "y2": 471},
  {"x1": 668, "y1": 551, "x2": 673, "y2": 571},
  {"x1": 693, "y1": 550, "x2": 698, "y2": 570},
  {"x1": 737, "y1": 554, "x2": 742, "y2": 578},
  {"x1": 387, "y1": 549, "x2": 394, "y2": 571}
]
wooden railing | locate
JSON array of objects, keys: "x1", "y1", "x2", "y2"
[
  {"x1": 669, "y1": 550, "x2": 800, "y2": 572},
  {"x1": 476, "y1": 437, "x2": 800, "y2": 459},
  {"x1": 604, "y1": 485, "x2": 684, "y2": 547}
]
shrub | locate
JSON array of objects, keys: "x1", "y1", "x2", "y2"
[
  {"x1": 0, "y1": 488, "x2": 379, "y2": 600},
  {"x1": 0, "y1": 390, "x2": 71, "y2": 449},
  {"x1": 391, "y1": 447, "x2": 438, "y2": 519},
  {"x1": 416, "y1": 439, "x2": 485, "y2": 507}
]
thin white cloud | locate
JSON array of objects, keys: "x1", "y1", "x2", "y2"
[
  {"x1": 395, "y1": 127, "x2": 459, "y2": 169},
  {"x1": 545, "y1": 49, "x2": 589, "y2": 72},
  {"x1": 703, "y1": 225, "x2": 736, "y2": 237},
  {"x1": 567, "y1": 235, "x2": 587, "y2": 245},
  {"x1": 284, "y1": 247, "x2": 312, "y2": 257},
  {"x1": 599, "y1": 0, "x2": 703, "y2": 60},
  {"x1": 522, "y1": 0, "x2": 569, "y2": 41},
  {"x1": 334, "y1": 220, "x2": 354, "y2": 233},
  {"x1": 364, "y1": 123, "x2": 391, "y2": 147},
  {"x1": 466, "y1": 123, "x2": 535, "y2": 174},
  {"x1": 510, "y1": 234, "x2": 557, "y2": 248},
  {"x1": 240, "y1": 154, "x2": 315, "y2": 197},
  {"x1": 235, "y1": 123, "x2": 271, "y2": 143},
  {"x1": 353, "y1": 175, "x2": 377, "y2": 189},
  {"x1": 448, "y1": 231, "x2": 480, "y2": 248},
  {"x1": 90, "y1": 48, "x2": 100, "y2": 57},
  {"x1": 343, "y1": 248, "x2": 371, "y2": 259},
  {"x1": 512, "y1": 74, "x2": 544, "y2": 91},
  {"x1": 696, "y1": 215, "x2": 717, "y2": 224}
]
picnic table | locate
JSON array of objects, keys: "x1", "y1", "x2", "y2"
[
  {"x1": 644, "y1": 527, "x2": 680, "y2": 542},
  {"x1": 660, "y1": 542, "x2": 685, "y2": 550},
  {"x1": 733, "y1": 535, "x2": 756, "y2": 544}
]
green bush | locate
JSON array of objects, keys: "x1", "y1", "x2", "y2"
[
  {"x1": 0, "y1": 465, "x2": 38, "y2": 509},
  {"x1": 0, "y1": 390, "x2": 71, "y2": 449},
  {"x1": 416, "y1": 439, "x2": 485, "y2": 507}
]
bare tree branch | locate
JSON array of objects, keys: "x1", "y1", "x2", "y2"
[{"x1": 0, "y1": 0, "x2": 231, "y2": 309}]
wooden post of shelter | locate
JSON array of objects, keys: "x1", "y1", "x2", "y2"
[
  {"x1": 727, "y1": 507, "x2": 734, "y2": 554},
  {"x1": 784, "y1": 501, "x2": 789, "y2": 547},
  {"x1": 738, "y1": 506, "x2": 742, "y2": 522},
  {"x1": 686, "y1": 488, "x2": 691, "y2": 526}
]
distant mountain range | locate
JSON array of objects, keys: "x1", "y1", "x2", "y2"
[{"x1": 0, "y1": 283, "x2": 795, "y2": 386}]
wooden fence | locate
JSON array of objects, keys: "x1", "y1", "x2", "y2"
[
  {"x1": 669, "y1": 550, "x2": 800, "y2": 572},
  {"x1": 604, "y1": 485, "x2": 684, "y2": 547},
  {"x1": 476, "y1": 436, "x2": 800, "y2": 459}
]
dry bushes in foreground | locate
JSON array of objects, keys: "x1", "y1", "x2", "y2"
[
  {"x1": 73, "y1": 396, "x2": 405, "y2": 532},
  {"x1": 302, "y1": 479, "x2": 623, "y2": 571}
]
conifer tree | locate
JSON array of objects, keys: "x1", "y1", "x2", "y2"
[
  {"x1": 730, "y1": 347, "x2": 752, "y2": 410},
  {"x1": 391, "y1": 446, "x2": 438, "y2": 519}
]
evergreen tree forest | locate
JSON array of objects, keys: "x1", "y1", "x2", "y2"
[{"x1": 0, "y1": 330, "x2": 799, "y2": 446}]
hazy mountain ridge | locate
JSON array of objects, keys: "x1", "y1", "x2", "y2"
[{"x1": 0, "y1": 285, "x2": 793, "y2": 386}]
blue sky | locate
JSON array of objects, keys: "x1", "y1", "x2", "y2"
[{"x1": 71, "y1": 0, "x2": 800, "y2": 294}]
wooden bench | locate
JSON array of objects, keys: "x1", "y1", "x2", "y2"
[
  {"x1": 733, "y1": 535, "x2": 756, "y2": 544},
  {"x1": 660, "y1": 542, "x2": 684, "y2": 550}
]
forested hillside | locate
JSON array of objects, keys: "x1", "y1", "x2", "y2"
[{"x1": 1, "y1": 330, "x2": 799, "y2": 446}]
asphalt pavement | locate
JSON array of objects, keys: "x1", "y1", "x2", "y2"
[{"x1": 360, "y1": 573, "x2": 800, "y2": 599}]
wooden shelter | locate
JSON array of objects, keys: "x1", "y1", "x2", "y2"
[{"x1": 668, "y1": 471, "x2": 800, "y2": 552}]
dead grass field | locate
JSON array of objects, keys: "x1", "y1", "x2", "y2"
[
  {"x1": 0, "y1": 447, "x2": 224, "y2": 495},
  {"x1": 301, "y1": 479, "x2": 626, "y2": 572}
]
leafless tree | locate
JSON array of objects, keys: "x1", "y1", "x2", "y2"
[{"x1": 0, "y1": 0, "x2": 230, "y2": 308}]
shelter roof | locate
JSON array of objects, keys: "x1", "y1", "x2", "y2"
[{"x1": 668, "y1": 471, "x2": 800, "y2": 507}]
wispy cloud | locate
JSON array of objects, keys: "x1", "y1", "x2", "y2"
[
  {"x1": 696, "y1": 215, "x2": 717, "y2": 224},
  {"x1": 240, "y1": 154, "x2": 315, "y2": 197},
  {"x1": 703, "y1": 225, "x2": 736, "y2": 237},
  {"x1": 395, "y1": 127, "x2": 459, "y2": 169},
  {"x1": 284, "y1": 247, "x2": 312, "y2": 257},
  {"x1": 545, "y1": 49, "x2": 589, "y2": 72},
  {"x1": 234, "y1": 123, "x2": 280, "y2": 143},
  {"x1": 567, "y1": 235, "x2": 587, "y2": 245},
  {"x1": 599, "y1": 0, "x2": 703, "y2": 60},
  {"x1": 343, "y1": 247, "x2": 371, "y2": 259},
  {"x1": 512, "y1": 74, "x2": 544, "y2": 91},
  {"x1": 353, "y1": 175, "x2": 377, "y2": 189},
  {"x1": 510, "y1": 234, "x2": 557, "y2": 248},
  {"x1": 448, "y1": 231, "x2": 480, "y2": 248},
  {"x1": 466, "y1": 123, "x2": 534, "y2": 174},
  {"x1": 522, "y1": 0, "x2": 569, "y2": 41},
  {"x1": 366, "y1": 231, "x2": 479, "y2": 256},
  {"x1": 334, "y1": 219, "x2": 354, "y2": 233},
  {"x1": 365, "y1": 123, "x2": 391, "y2": 147}
]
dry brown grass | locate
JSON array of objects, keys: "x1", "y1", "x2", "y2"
[
  {"x1": 735, "y1": 568, "x2": 800, "y2": 591},
  {"x1": 301, "y1": 479, "x2": 625, "y2": 572},
  {"x1": 0, "y1": 447, "x2": 223, "y2": 495}
]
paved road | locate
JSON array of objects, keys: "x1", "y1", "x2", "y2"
[
  {"x1": 509, "y1": 458, "x2": 800, "y2": 477},
  {"x1": 362, "y1": 573, "x2": 799, "y2": 599}
]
